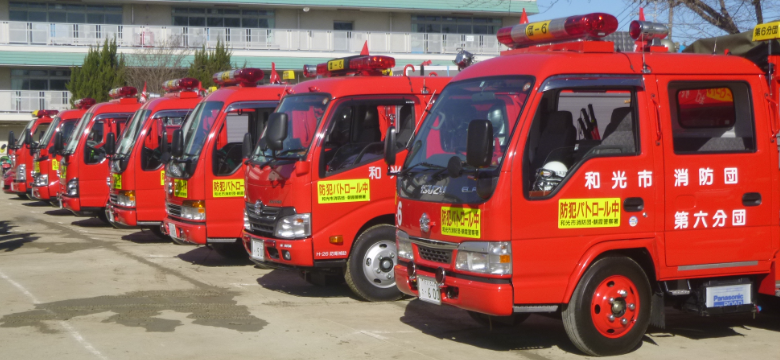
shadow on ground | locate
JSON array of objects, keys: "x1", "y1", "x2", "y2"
[
  {"x1": 256, "y1": 269, "x2": 358, "y2": 300},
  {"x1": 43, "y1": 209, "x2": 72, "y2": 216},
  {"x1": 71, "y1": 217, "x2": 112, "y2": 228},
  {"x1": 21, "y1": 201, "x2": 50, "y2": 207},
  {"x1": 177, "y1": 246, "x2": 254, "y2": 267},
  {"x1": 122, "y1": 229, "x2": 171, "y2": 245},
  {"x1": 0, "y1": 220, "x2": 40, "y2": 252}
]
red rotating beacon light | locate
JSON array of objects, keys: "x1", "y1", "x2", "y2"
[{"x1": 497, "y1": 13, "x2": 618, "y2": 49}]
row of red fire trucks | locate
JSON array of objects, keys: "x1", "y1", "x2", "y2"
[{"x1": 4, "y1": 12, "x2": 779, "y2": 356}]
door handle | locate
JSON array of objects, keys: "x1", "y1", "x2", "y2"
[
  {"x1": 623, "y1": 197, "x2": 644, "y2": 212},
  {"x1": 742, "y1": 192, "x2": 762, "y2": 206}
]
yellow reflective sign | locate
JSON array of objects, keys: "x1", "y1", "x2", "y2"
[
  {"x1": 327, "y1": 59, "x2": 345, "y2": 72},
  {"x1": 558, "y1": 198, "x2": 621, "y2": 229},
  {"x1": 33, "y1": 161, "x2": 40, "y2": 173},
  {"x1": 753, "y1": 21, "x2": 780, "y2": 41},
  {"x1": 282, "y1": 70, "x2": 295, "y2": 80},
  {"x1": 317, "y1": 179, "x2": 370, "y2": 204},
  {"x1": 173, "y1": 179, "x2": 188, "y2": 198},
  {"x1": 441, "y1": 206, "x2": 481, "y2": 239},
  {"x1": 112, "y1": 173, "x2": 122, "y2": 189},
  {"x1": 52, "y1": 159, "x2": 59, "y2": 171},
  {"x1": 61, "y1": 164, "x2": 67, "y2": 179},
  {"x1": 212, "y1": 179, "x2": 245, "y2": 198},
  {"x1": 160, "y1": 170, "x2": 165, "y2": 186},
  {"x1": 525, "y1": 20, "x2": 553, "y2": 41}
]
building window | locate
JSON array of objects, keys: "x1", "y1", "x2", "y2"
[
  {"x1": 334, "y1": 21, "x2": 354, "y2": 31},
  {"x1": 411, "y1": 15, "x2": 501, "y2": 34},
  {"x1": 11, "y1": 69, "x2": 71, "y2": 91},
  {"x1": 9, "y1": 2, "x2": 122, "y2": 24},
  {"x1": 172, "y1": 8, "x2": 275, "y2": 28}
]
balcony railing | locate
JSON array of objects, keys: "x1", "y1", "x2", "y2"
[
  {"x1": 0, "y1": 90, "x2": 71, "y2": 113},
  {"x1": 0, "y1": 21, "x2": 508, "y2": 55}
]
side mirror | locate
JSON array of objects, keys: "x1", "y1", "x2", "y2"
[
  {"x1": 105, "y1": 132, "x2": 116, "y2": 156},
  {"x1": 266, "y1": 113, "x2": 288, "y2": 151},
  {"x1": 53, "y1": 131, "x2": 64, "y2": 153},
  {"x1": 24, "y1": 129, "x2": 33, "y2": 146},
  {"x1": 160, "y1": 129, "x2": 171, "y2": 163},
  {"x1": 383, "y1": 125, "x2": 397, "y2": 166},
  {"x1": 7, "y1": 131, "x2": 15, "y2": 148},
  {"x1": 171, "y1": 129, "x2": 184, "y2": 158},
  {"x1": 466, "y1": 120, "x2": 493, "y2": 168},
  {"x1": 242, "y1": 132, "x2": 253, "y2": 159}
]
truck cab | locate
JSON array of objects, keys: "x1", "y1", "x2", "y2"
[
  {"x1": 59, "y1": 87, "x2": 139, "y2": 218},
  {"x1": 6, "y1": 110, "x2": 56, "y2": 199},
  {"x1": 241, "y1": 53, "x2": 450, "y2": 301},
  {"x1": 107, "y1": 78, "x2": 201, "y2": 233},
  {"x1": 392, "y1": 14, "x2": 780, "y2": 356},
  {"x1": 160, "y1": 68, "x2": 283, "y2": 258},
  {"x1": 31, "y1": 99, "x2": 95, "y2": 206}
]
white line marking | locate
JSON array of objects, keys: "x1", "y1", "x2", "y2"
[{"x1": 0, "y1": 269, "x2": 109, "y2": 360}]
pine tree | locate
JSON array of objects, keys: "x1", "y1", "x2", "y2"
[
  {"x1": 187, "y1": 40, "x2": 234, "y2": 88},
  {"x1": 66, "y1": 38, "x2": 126, "y2": 105}
]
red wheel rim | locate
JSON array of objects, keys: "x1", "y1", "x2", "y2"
[{"x1": 590, "y1": 275, "x2": 639, "y2": 338}]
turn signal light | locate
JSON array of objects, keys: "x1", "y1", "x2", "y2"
[
  {"x1": 74, "y1": 98, "x2": 96, "y2": 110},
  {"x1": 162, "y1": 77, "x2": 200, "y2": 93},
  {"x1": 109, "y1": 86, "x2": 138, "y2": 99},
  {"x1": 213, "y1": 68, "x2": 265, "y2": 87},
  {"x1": 329, "y1": 235, "x2": 344, "y2": 245},
  {"x1": 497, "y1": 13, "x2": 618, "y2": 49},
  {"x1": 32, "y1": 110, "x2": 59, "y2": 118}
]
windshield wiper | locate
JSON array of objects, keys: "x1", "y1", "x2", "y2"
[{"x1": 399, "y1": 162, "x2": 444, "y2": 176}]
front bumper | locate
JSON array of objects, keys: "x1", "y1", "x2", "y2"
[
  {"x1": 241, "y1": 230, "x2": 315, "y2": 267},
  {"x1": 108, "y1": 202, "x2": 138, "y2": 227},
  {"x1": 162, "y1": 216, "x2": 207, "y2": 245},
  {"x1": 395, "y1": 261, "x2": 515, "y2": 316},
  {"x1": 10, "y1": 180, "x2": 28, "y2": 194}
]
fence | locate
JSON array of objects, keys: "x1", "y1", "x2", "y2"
[{"x1": 0, "y1": 91, "x2": 72, "y2": 113}]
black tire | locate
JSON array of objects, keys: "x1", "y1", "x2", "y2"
[
  {"x1": 468, "y1": 311, "x2": 530, "y2": 327},
  {"x1": 345, "y1": 224, "x2": 402, "y2": 302},
  {"x1": 96, "y1": 208, "x2": 111, "y2": 224},
  {"x1": 210, "y1": 241, "x2": 248, "y2": 259},
  {"x1": 562, "y1": 256, "x2": 651, "y2": 356},
  {"x1": 16, "y1": 193, "x2": 27, "y2": 199},
  {"x1": 149, "y1": 226, "x2": 169, "y2": 240}
]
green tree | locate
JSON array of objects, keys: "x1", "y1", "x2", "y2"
[
  {"x1": 66, "y1": 38, "x2": 126, "y2": 105},
  {"x1": 187, "y1": 40, "x2": 234, "y2": 89}
]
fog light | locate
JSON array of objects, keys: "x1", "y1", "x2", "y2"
[
  {"x1": 407, "y1": 262, "x2": 417, "y2": 281},
  {"x1": 282, "y1": 250, "x2": 291, "y2": 260},
  {"x1": 435, "y1": 267, "x2": 446, "y2": 287},
  {"x1": 329, "y1": 235, "x2": 343, "y2": 245}
]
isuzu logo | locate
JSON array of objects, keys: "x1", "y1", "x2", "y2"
[
  {"x1": 254, "y1": 200, "x2": 264, "y2": 215},
  {"x1": 420, "y1": 213, "x2": 430, "y2": 233},
  {"x1": 420, "y1": 185, "x2": 446, "y2": 195}
]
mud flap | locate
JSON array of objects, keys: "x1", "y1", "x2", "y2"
[{"x1": 649, "y1": 286, "x2": 665, "y2": 329}]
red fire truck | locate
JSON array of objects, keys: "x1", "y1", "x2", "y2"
[
  {"x1": 31, "y1": 98, "x2": 96, "y2": 206},
  {"x1": 107, "y1": 78, "x2": 201, "y2": 233},
  {"x1": 160, "y1": 69, "x2": 284, "y2": 257},
  {"x1": 6, "y1": 110, "x2": 56, "y2": 199},
  {"x1": 388, "y1": 14, "x2": 780, "y2": 356},
  {"x1": 57, "y1": 87, "x2": 140, "y2": 219},
  {"x1": 239, "y1": 53, "x2": 450, "y2": 301}
]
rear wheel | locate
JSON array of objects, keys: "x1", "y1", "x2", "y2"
[
  {"x1": 468, "y1": 311, "x2": 530, "y2": 327},
  {"x1": 345, "y1": 224, "x2": 402, "y2": 302},
  {"x1": 562, "y1": 256, "x2": 651, "y2": 356},
  {"x1": 210, "y1": 241, "x2": 247, "y2": 259}
]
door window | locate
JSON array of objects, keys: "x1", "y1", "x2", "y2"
[
  {"x1": 84, "y1": 121, "x2": 105, "y2": 164},
  {"x1": 523, "y1": 88, "x2": 639, "y2": 198},
  {"x1": 212, "y1": 107, "x2": 274, "y2": 176},
  {"x1": 141, "y1": 110, "x2": 191, "y2": 171}
]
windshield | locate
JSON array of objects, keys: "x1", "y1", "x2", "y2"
[
  {"x1": 38, "y1": 116, "x2": 61, "y2": 148},
  {"x1": 399, "y1": 76, "x2": 534, "y2": 203},
  {"x1": 116, "y1": 109, "x2": 150, "y2": 157},
  {"x1": 182, "y1": 101, "x2": 223, "y2": 158},
  {"x1": 251, "y1": 94, "x2": 329, "y2": 162},
  {"x1": 15, "y1": 120, "x2": 36, "y2": 148},
  {"x1": 64, "y1": 111, "x2": 93, "y2": 154}
]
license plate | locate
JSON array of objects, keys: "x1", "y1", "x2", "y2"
[
  {"x1": 418, "y1": 276, "x2": 441, "y2": 305},
  {"x1": 167, "y1": 223, "x2": 177, "y2": 238},
  {"x1": 251, "y1": 240, "x2": 264, "y2": 261},
  {"x1": 706, "y1": 284, "x2": 751, "y2": 308}
]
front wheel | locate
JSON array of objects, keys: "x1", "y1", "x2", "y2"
[
  {"x1": 562, "y1": 256, "x2": 651, "y2": 356},
  {"x1": 210, "y1": 241, "x2": 248, "y2": 259},
  {"x1": 345, "y1": 224, "x2": 402, "y2": 302}
]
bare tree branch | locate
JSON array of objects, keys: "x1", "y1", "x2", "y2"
[
  {"x1": 752, "y1": 0, "x2": 764, "y2": 24},
  {"x1": 123, "y1": 35, "x2": 192, "y2": 96}
]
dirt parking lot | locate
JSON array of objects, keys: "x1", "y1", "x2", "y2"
[{"x1": 1, "y1": 192, "x2": 779, "y2": 360}]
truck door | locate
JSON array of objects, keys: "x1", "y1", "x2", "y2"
[
  {"x1": 511, "y1": 76, "x2": 655, "y2": 304},
  {"x1": 658, "y1": 77, "x2": 773, "y2": 268}
]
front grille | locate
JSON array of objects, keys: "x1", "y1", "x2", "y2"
[
  {"x1": 418, "y1": 246, "x2": 453, "y2": 264},
  {"x1": 167, "y1": 203, "x2": 182, "y2": 217},
  {"x1": 109, "y1": 193, "x2": 118, "y2": 204},
  {"x1": 245, "y1": 202, "x2": 283, "y2": 237}
]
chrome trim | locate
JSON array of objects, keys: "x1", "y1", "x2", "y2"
[
  {"x1": 137, "y1": 221, "x2": 162, "y2": 226},
  {"x1": 678, "y1": 260, "x2": 758, "y2": 271},
  {"x1": 409, "y1": 236, "x2": 458, "y2": 250},
  {"x1": 514, "y1": 305, "x2": 559, "y2": 313},
  {"x1": 207, "y1": 238, "x2": 238, "y2": 243}
]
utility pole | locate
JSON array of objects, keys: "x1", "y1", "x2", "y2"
[{"x1": 667, "y1": 0, "x2": 674, "y2": 40}]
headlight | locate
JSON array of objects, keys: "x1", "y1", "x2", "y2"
[
  {"x1": 15, "y1": 164, "x2": 26, "y2": 181},
  {"x1": 66, "y1": 178, "x2": 78, "y2": 196},
  {"x1": 33, "y1": 173, "x2": 48, "y2": 187},
  {"x1": 181, "y1": 200, "x2": 205, "y2": 221},
  {"x1": 275, "y1": 213, "x2": 311, "y2": 239},
  {"x1": 117, "y1": 190, "x2": 136, "y2": 207},
  {"x1": 455, "y1": 241, "x2": 512, "y2": 275},
  {"x1": 243, "y1": 210, "x2": 251, "y2": 231},
  {"x1": 396, "y1": 230, "x2": 413, "y2": 260}
]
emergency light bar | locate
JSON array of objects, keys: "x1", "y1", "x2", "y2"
[
  {"x1": 303, "y1": 55, "x2": 396, "y2": 78},
  {"x1": 109, "y1": 86, "x2": 138, "y2": 99},
  {"x1": 213, "y1": 68, "x2": 264, "y2": 87},
  {"x1": 32, "y1": 110, "x2": 59, "y2": 118},
  {"x1": 497, "y1": 13, "x2": 618, "y2": 49},
  {"x1": 74, "y1": 98, "x2": 96, "y2": 110},
  {"x1": 162, "y1": 77, "x2": 200, "y2": 93},
  {"x1": 629, "y1": 20, "x2": 669, "y2": 41}
]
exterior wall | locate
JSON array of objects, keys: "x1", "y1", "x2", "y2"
[
  {"x1": 0, "y1": 121, "x2": 28, "y2": 152},
  {"x1": 124, "y1": 4, "x2": 174, "y2": 26}
]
